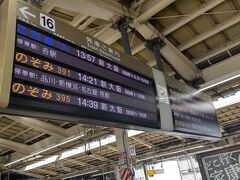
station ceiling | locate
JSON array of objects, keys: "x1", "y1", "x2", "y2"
[{"x1": 0, "y1": 0, "x2": 240, "y2": 178}]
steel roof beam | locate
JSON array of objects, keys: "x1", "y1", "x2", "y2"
[
  {"x1": 112, "y1": 21, "x2": 199, "y2": 80},
  {"x1": 94, "y1": 0, "x2": 175, "y2": 44},
  {"x1": 130, "y1": 136, "x2": 153, "y2": 149},
  {"x1": 135, "y1": 23, "x2": 199, "y2": 81},
  {"x1": 0, "y1": 121, "x2": 17, "y2": 133},
  {"x1": 93, "y1": 23, "x2": 112, "y2": 38},
  {"x1": 69, "y1": 14, "x2": 88, "y2": 27},
  {"x1": 179, "y1": 14, "x2": 240, "y2": 51},
  {"x1": 136, "y1": 0, "x2": 175, "y2": 23},
  {"x1": 163, "y1": 0, "x2": 225, "y2": 36},
  {"x1": 89, "y1": 154, "x2": 108, "y2": 162},
  {"x1": 7, "y1": 116, "x2": 68, "y2": 139},
  {"x1": 201, "y1": 53, "x2": 240, "y2": 85},
  {"x1": 37, "y1": 168, "x2": 58, "y2": 176},
  {"x1": 107, "y1": 145, "x2": 118, "y2": 152},
  {"x1": 131, "y1": 0, "x2": 225, "y2": 55},
  {"x1": 132, "y1": 43, "x2": 145, "y2": 55},
  {"x1": 3, "y1": 124, "x2": 85, "y2": 163},
  {"x1": 193, "y1": 39, "x2": 240, "y2": 64},
  {"x1": 43, "y1": 0, "x2": 117, "y2": 21},
  {"x1": 97, "y1": 28, "x2": 122, "y2": 45},
  {"x1": 41, "y1": 4, "x2": 54, "y2": 13},
  {"x1": 87, "y1": 0, "x2": 128, "y2": 17},
  {"x1": 0, "y1": 138, "x2": 31, "y2": 154},
  {"x1": 78, "y1": 17, "x2": 96, "y2": 31},
  {"x1": 10, "y1": 127, "x2": 32, "y2": 140}
]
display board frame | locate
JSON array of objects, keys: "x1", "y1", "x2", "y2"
[
  {"x1": 155, "y1": 75, "x2": 222, "y2": 140},
  {"x1": 167, "y1": 75, "x2": 221, "y2": 139},
  {"x1": 0, "y1": 0, "x2": 221, "y2": 138}
]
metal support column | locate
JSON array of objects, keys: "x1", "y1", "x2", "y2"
[
  {"x1": 114, "y1": 128, "x2": 133, "y2": 179},
  {"x1": 113, "y1": 17, "x2": 134, "y2": 180},
  {"x1": 113, "y1": 17, "x2": 132, "y2": 56},
  {"x1": 146, "y1": 37, "x2": 165, "y2": 72},
  {"x1": 114, "y1": 166, "x2": 121, "y2": 180}
]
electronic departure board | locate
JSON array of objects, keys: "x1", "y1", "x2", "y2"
[
  {"x1": 166, "y1": 76, "x2": 221, "y2": 139},
  {"x1": 0, "y1": 0, "x2": 160, "y2": 131},
  {"x1": 169, "y1": 88, "x2": 221, "y2": 138}
]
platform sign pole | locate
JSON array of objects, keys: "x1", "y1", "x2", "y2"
[
  {"x1": 114, "y1": 129, "x2": 132, "y2": 170},
  {"x1": 114, "y1": 166, "x2": 121, "y2": 180}
]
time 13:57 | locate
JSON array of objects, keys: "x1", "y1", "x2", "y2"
[{"x1": 76, "y1": 50, "x2": 95, "y2": 63}]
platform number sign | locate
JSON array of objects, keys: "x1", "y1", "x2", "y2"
[{"x1": 40, "y1": 13, "x2": 55, "y2": 32}]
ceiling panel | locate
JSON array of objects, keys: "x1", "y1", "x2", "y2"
[
  {"x1": 210, "y1": 0, "x2": 239, "y2": 22},
  {"x1": 224, "y1": 23, "x2": 240, "y2": 40},
  {"x1": 204, "y1": 33, "x2": 227, "y2": 51},
  {"x1": 173, "y1": 0, "x2": 201, "y2": 14},
  {"x1": 186, "y1": 43, "x2": 208, "y2": 59}
]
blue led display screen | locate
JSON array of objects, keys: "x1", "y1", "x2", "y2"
[{"x1": 10, "y1": 20, "x2": 160, "y2": 129}]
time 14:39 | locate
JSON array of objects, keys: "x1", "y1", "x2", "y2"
[{"x1": 78, "y1": 98, "x2": 98, "y2": 109}]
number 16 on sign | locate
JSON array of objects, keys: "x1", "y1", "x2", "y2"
[{"x1": 40, "y1": 13, "x2": 55, "y2": 32}]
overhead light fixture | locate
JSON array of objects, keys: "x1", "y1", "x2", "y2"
[
  {"x1": 198, "y1": 72, "x2": 240, "y2": 92},
  {"x1": 5, "y1": 133, "x2": 84, "y2": 167},
  {"x1": 20, "y1": 130, "x2": 143, "y2": 171},
  {"x1": 213, "y1": 90, "x2": 240, "y2": 109}
]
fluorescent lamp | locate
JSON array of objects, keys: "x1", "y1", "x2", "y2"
[
  {"x1": 25, "y1": 155, "x2": 58, "y2": 171},
  {"x1": 128, "y1": 130, "x2": 143, "y2": 136},
  {"x1": 22, "y1": 130, "x2": 143, "y2": 171},
  {"x1": 213, "y1": 91, "x2": 240, "y2": 109},
  {"x1": 5, "y1": 133, "x2": 84, "y2": 167},
  {"x1": 198, "y1": 73, "x2": 240, "y2": 92}
]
